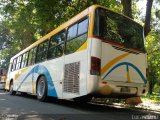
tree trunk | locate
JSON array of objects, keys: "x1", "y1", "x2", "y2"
[
  {"x1": 144, "y1": 0, "x2": 153, "y2": 37},
  {"x1": 148, "y1": 78, "x2": 153, "y2": 95},
  {"x1": 121, "y1": 0, "x2": 133, "y2": 18}
]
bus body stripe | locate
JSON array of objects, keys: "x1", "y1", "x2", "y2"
[
  {"x1": 14, "y1": 67, "x2": 29, "y2": 80},
  {"x1": 102, "y1": 62, "x2": 147, "y2": 84},
  {"x1": 126, "y1": 65, "x2": 132, "y2": 83},
  {"x1": 101, "y1": 53, "x2": 130, "y2": 75},
  {"x1": 16, "y1": 65, "x2": 57, "y2": 97}
]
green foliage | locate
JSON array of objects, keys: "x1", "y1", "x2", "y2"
[
  {"x1": 142, "y1": 94, "x2": 160, "y2": 102},
  {"x1": 146, "y1": 31, "x2": 160, "y2": 94},
  {"x1": 0, "y1": 0, "x2": 123, "y2": 68}
]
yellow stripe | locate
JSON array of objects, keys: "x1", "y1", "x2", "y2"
[
  {"x1": 76, "y1": 41, "x2": 87, "y2": 52},
  {"x1": 14, "y1": 67, "x2": 29, "y2": 80},
  {"x1": 32, "y1": 80, "x2": 35, "y2": 94},
  {"x1": 101, "y1": 53, "x2": 130, "y2": 75},
  {"x1": 127, "y1": 71, "x2": 132, "y2": 83}
]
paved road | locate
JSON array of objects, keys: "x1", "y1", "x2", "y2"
[{"x1": 0, "y1": 90, "x2": 159, "y2": 120}]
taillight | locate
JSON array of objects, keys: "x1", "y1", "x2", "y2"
[{"x1": 90, "y1": 57, "x2": 101, "y2": 75}]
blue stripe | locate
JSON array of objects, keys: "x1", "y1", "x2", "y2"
[
  {"x1": 126, "y1": 65, "x2": 129, "y2": 72},
  {"x1": 16, "y1": 65, "x2": 57, "y2": 97},
  {"x1": 102, "y1": 62, "x2": 147, "y2": 84}
]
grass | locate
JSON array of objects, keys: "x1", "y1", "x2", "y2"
[{"x1": 141, "y1": 93, "x2": 160, "y2": 102}]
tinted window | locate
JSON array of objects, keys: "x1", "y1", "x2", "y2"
[
  {"x1": 32, "y1": 48, "x2": 37, "y2": 64},
  {"x1": 78, "y1": 19, "x2": 88, "y2": 35},
  {"x1": 67, "y1": 24, "x2": 78, "y2": 40},
  {"x1": 16, "y1": 56, "x2": 22, "y2": 70},
  {"x1": 11, "y1": 58, "x2": 17, "y2": 71},
  {"x1": 66, "y1": 34, "x2": 87, "y2": 54},
  {"x1": 66, "y1": 18, "x2": 88, "y2": 54},
  {"x1": 94, "y1": 8, "x2": 145, "y2": 51},
  {"x1": 36, "y1": 41, "x2": 49, "y2": 63},
  {"x1": 21, "y1": 52, "x2": 29, "y2": 68},
  {"x1": 48, "y1": 31, "x2": 65, "y2": 59},
  {"x1": 28, "y1": 47, "x2": 37, "y2": 65}
]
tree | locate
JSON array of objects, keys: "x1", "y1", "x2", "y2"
[
  {"x1": 144, "y1": 0, "x2": 153, "y2": 37},
  {"x1": 146, "y1": 32, "x2": 160, "y2": 94}
]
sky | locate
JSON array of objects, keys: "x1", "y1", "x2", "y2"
[{"x1": 137, "y1": 0, "x2": 147, "y2": 16}]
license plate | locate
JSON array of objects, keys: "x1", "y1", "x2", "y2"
[{"x1": 121, "y1": 87, "x2": 130, "y2": 93}]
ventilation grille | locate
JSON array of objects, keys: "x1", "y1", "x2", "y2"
[{"x1": 63, "y1": 62, "x2": 80, "y2": 94}]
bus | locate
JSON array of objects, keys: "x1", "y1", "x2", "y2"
[{"x1": 5, "y1": 5, "x2": 148, "y2": 102}]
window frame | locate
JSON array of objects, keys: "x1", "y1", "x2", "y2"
[
  {"x1": 47, "y1": 30, "x2": 66, "y2": 60},
  {"x1": 36, "y1": 40, "x2": 49, "y2": 63},
  {"x1": 65, "y1": 16, "x2": 89, "y2": 54},
  {"x1": 21, "y1": 51, "x2": 29, "y2": 68},
  {"x1": 11, "y1": 58, "x2": 17, "y2": 72},
  {"x1": 17, "y1": 55, "x2": 22, "y2": 70},
  {"x1": 28, "y1": 47, "x2": 37, "y2": 66},
  {"x1": 66, "y1": 16, "x2": 89, "y2": 42}
]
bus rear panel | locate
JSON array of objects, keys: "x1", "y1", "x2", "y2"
[{"x1": 87, "y1": 7, "x2": 147, "y2": 98}]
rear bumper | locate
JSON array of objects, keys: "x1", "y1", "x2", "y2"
[{"x1": 97, "y1": 80, "x2": 148, "y2": 98}]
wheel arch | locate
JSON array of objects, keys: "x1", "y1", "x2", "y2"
[
  {"x1": 36, "y1": 74, "x2": 48, "y2": 94},
  {"x1": 9, "y1": 79, "x2": 14, "y2": 89},
  {"x1": 9, "y1": 78, "x2": 16, "y2": 95}
]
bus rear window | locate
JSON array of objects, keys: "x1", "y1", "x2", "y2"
[{"x1": 94, "y1": 8, "x2": 145, "y2": 52}]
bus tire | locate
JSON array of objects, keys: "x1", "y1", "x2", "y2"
[
  {"x1": 9, "y1": 81, "x2": 16, "y2": 95},
  {"x1": 36, "y1": 76, "x2": 48, "y2": 102}
]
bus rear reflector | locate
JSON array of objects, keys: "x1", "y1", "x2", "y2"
[{"x1": 90, "y1": 57, "x2": 101, "y2": 75}]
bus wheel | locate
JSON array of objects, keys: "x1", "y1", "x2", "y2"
[
  {"x1": 36, "y1": 76, "x2": 48, "y2": 102},
  {"x1": 9, "y1": 81, "x2": 16, "y2": 95}
]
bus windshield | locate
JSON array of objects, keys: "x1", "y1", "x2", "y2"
[{"x1": 94, "y1": 8, "x2": 145, "y2": 52}]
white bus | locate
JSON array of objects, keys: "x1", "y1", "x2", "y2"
[{"x1": 6, "y1": 5, "x2": 147, "y2": 102}]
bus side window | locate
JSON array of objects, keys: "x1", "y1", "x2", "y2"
[
  {"x1": 28, "y1": 47, "x2": 37, "y2": 65},
  {"x1": 28, "y1": 49, "x2": 33, "y2": 66},
  {"x1": 10, "y1": 63, "x2": 14, "y2": 72},
  {"x1": 66, "y1": 18, "x2": 88, "y2": 54},
  {"x1": 36, "y1": 40, "x2": 49, "y2": 63},
  {"x1": 42, "y1": 41, "x2": 49, "y2": 61},
  {"x1": 48, "y1": 30, "x2": 65, "y2": 59},
  {"x1": 32, "y1": 47, "x2": 37, "y2": 64},
  {"x1": 21, "y1": 52, "x2": 29, "y2": 68},
  {"x1": 56, "y1": 31, "x2": 65, "y2": 57},
  {"x1": 36, "y1": 45, "x2": 42, "y2": 63},
  {"x1": 16, "y1": 55, "x2": 22, "y2": 70},
  {"x1": 12, "y1": 58, "x2": 17, "y2": 71},
  {"x1": 78, "y1": 18, "x2": 88, "y2": 35},
  {"x1": 67, "y1": 24, "x2": 78, "y2": 40}
]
